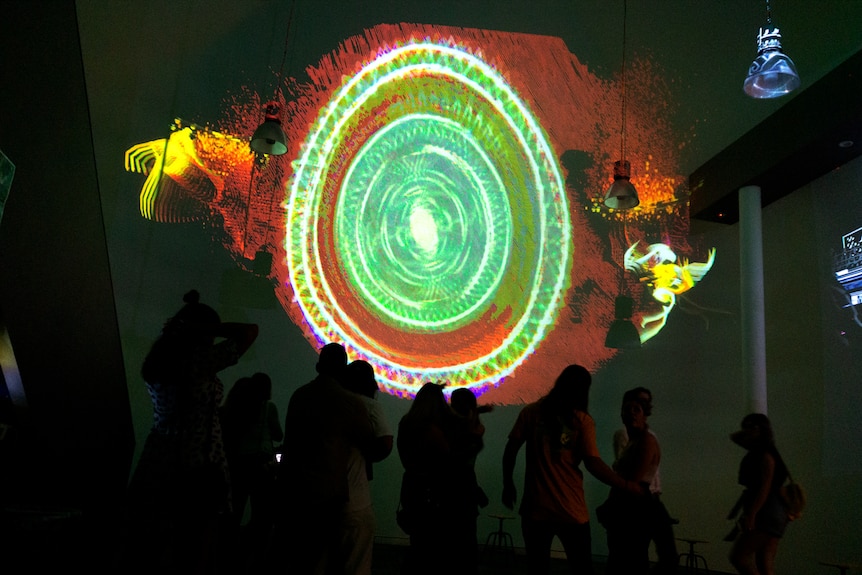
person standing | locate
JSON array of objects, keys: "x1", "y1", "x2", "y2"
[
  {"x1": 397, "y1": 382, "x2": 482, "y2": 575},
  {"x1": 335, "y1": 359, "x2": 394, "y2": 575},
  {"x1": 610, "y1": 387, "x2": 678, "y2": 574},
  {"x1": 125, "y1": 289, "x2": 258, "y2": 574},
  {"x1": 601, "y1": 390, "x2": 661, "y2": 575},
  {"x1": 727, "y1": 413, "x2": 789, "y2": 575},
  {"x1": 274, "y1": 342, "x2": 375, "y2": 575},
  {"x1": 450, "y1": 387, "x2": 492, "y2": 512},
  {"x1": 220, "y1": 372, "x2": 283, "y2": 571},
  {"x1": 502, "y1": 364, "x2": 643, "y2": 575}
]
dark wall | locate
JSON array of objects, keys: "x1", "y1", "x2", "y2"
[{"x1": 0, "y1": 0, "x2": 133, "y2": 529}]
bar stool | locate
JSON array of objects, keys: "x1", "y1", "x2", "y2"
[
  {"x1": 483, "y1": 513, "x2": 515, "y2": 567},
  {"x1": 677, "y1": 537, "x2": 710, "y2": 574}
]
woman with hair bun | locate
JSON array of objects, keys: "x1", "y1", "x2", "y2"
[{"x1": 126, "y1": 289, "x2": 258, "y2": 574}]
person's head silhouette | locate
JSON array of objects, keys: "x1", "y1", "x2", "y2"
[
  {"x1": 450, "y1": 388, "x2": 478, "y2": 417},
  {"x1": 345, "y1": 359, "x2": 378, "y2": 398},
  {"x1": 316, "y1": 342, "x2": 348, "y2": 378}
]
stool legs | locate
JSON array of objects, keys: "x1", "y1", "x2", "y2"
[
  {"x1": 483, "y1": 516, "x2": 515, "y2": 568},
  {"x1": 678, "y1": 540, "x2": 709, "y2": 574}
]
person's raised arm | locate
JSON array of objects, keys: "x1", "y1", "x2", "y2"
[
  {"x1": 502, "y1": 437, "x2": 524, "y2": 509},
  {"x1": 218, "y1": 322, "x2": 259, "y2": 356}
]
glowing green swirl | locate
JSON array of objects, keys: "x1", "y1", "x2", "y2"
[
  {"x1": 337, "y1": 113, "x2": 512, "y2": 330},
  {"x1": 286, "y1": 41, "x2": 571, "y2": 396}
]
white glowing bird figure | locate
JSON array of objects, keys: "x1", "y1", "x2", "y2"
[{"x1": 624, "y1": 242, "x2": 716, "y2": 342}]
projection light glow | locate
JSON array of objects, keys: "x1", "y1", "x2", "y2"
[
  {"x1": 624, "y1": 242, "x2": 716, "y2": 342},
  {"x1": 286, "y1": 42, "x2": 572, "y2": 397},
  {"x1": 123, "y1": 24, "x2": 718, "y2": 404}
]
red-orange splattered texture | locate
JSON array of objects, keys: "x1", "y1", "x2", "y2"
[{"x1": 209, "y1": 23, "x2": 699, "y2": 404}]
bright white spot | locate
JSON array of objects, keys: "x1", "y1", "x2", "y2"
[{"x1": 410, "y1": 205, "x2": 438, "y2": 254}]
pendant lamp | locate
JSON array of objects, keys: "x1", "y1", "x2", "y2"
[
  {"x1": 743, "y1": 0, "x2": 800, "y2": 99},
  {"x1": 603, "y1": 0, "x2": 639, "y2": 210},
  {"x1": 250, "y1": 0, "x2": 295, "y2": 155},
  {"x1": 250, "y1": 102, "x2": 288, "y2": 155}
]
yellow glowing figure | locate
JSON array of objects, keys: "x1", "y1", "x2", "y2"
[
  {"x1": 625, "y1": 242, "x2": 716, "y2": 342},
  {"x1": 124, "y1": 121, "x2": 255, "y2": 223}
]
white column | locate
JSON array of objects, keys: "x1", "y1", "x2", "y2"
[{"x1": 739, "y1": 185, "x2": 768, "y2": 414}]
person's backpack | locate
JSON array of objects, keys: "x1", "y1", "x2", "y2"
[{"x1": 780, "y1": 473, "x2": 807, "y2": 521}]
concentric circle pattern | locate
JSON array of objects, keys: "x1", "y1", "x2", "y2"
[
  {"x1": 338, "y1": 113, "x2": 511, "y2": 331},
  {"x1": 286, "y1": 40, "x2": 572, "y2": 398}
]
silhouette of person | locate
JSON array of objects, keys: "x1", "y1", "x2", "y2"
[
  {"x1": 125, "y1": 289, "x2": 258, "y2": 574},
  {"x1": 220, "y1": 372, "x2": 283, "y2": 570},
  {"x1": 601, "y1": 389, "x2": 662, "y2": 575},
  {"x1": 450, "y1": 388, "x2": 492, "y2": 510},
  {"x1": 610, "y1": 387, "x2": 678, "y2": 574},
  {"x1": 274, "y1": 342, "x2": 376, "y2": 575},
  {"x1": 397, "y1": 382, "x2": 482, "y2": 575},
  {"x1": 502, "y1": 364, "x2": 643, "y2": 575},
  {"x1": 727, "y1": 413, "x2": 790, "y2": 575},
  {"x1": 334, "y1": 359, "x2": 393, "y2": 575}
]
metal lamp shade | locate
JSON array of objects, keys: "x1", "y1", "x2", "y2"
[
  {"x1": 250, "y1": 120, "x2": 288, "y2": 155},
  {"x1": 744, "y1": 27, "x2": 800, "y2": 99}
]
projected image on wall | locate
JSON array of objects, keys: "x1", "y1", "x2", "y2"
[{"x1": 124, "y1": 23, "x2": 715, "y2": 403}]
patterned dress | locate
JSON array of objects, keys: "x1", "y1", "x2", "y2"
[{"x1": 127, "y1": 338, "x2": 240, "y2": 523}]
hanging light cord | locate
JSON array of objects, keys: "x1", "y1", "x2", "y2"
[
  {"x1": 273, "y1": 0, "x2": 296, "y2": 104},
  {"x1": 244, "y1": 1, "x2": 296, "y2": 258},
  {"x1": 619, "y1": 0, "x2": 628, "y2": 162},
  {"x1": 765, "y1": 0, "x2": 772, "y2": 25}
]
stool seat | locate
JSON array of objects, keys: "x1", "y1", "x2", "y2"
[{"x1": 677, "y1": 537, "x2": 710, "y2": 574}]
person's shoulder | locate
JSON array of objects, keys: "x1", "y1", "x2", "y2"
[
  {"x1": 573, "y1": 410, "x2": 595, "y2": 425},
  {"x1": 362, "y1": 395, "x2": 383, "y2": 414},
  {"x1": 521, "y1": 401, "x2": 541, "y2": 414},
  {"x1": 642, "y1": 429, "x2": 660, "y2": 448},
  {"x1": 287, "y1": 378, "x2": 318, "y2": 402},
  {"x1": 513, "y1": 401, "x2": 540, "y2": 422}
]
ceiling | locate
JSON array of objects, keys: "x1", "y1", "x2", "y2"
[
  {"x1": 691, "y1": 45, "x2": 862, "y2": 224},
  {"x1": 69, "y1": 0, "x2": 862, "y2": 228}
]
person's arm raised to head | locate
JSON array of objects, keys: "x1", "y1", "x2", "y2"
[{"x1": 218, "y1": 322, "x2": 259, "y2": 356}]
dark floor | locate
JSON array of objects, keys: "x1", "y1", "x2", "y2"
[
  {"x1": 0, "y1": 507, "x2": 723, "y2": 575},
  {"x1": 372, "y1": 542, "x2": 725, "y2": 575},
  {"x1": 371, "y1": 542, "x2": 605, "y2": 575}
]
